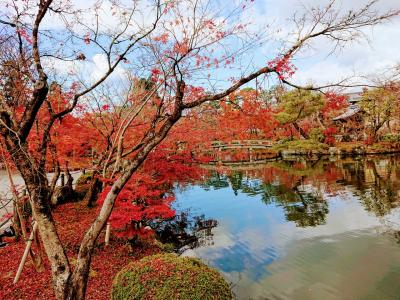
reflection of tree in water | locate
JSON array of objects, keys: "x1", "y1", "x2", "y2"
[
  {"x1": 342, "y1": 157, "x2": 400, "y2": 217},
  {"x1": 201, "y1": 171, "x2": 229, "y2": 190},
  {"x1": 200, "y1": 156, "x2": 400, "y2": 229},
  {"x1": 283, "y1": 190, "x2": 328, "y2": 227},
  {"x1": 228, "y1": 172, "x2": 244, "y2": 196},
  {"x1": 359, "y1": 187, "x2": 396, "y2": 217},
  {"x1": 267, "y1": 179, "x2": 329, "y2": 227},
  {"x1": 204, "y1": 168, "x2": 329, "y2": 228},
  {"x1": 153, "y1": 211, "x2": 217, "y2": 252},
  {"x1": 391, "y1": 230, "x2": 400, "y2": 245}
]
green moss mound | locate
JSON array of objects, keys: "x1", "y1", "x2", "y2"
[
  {"x1": 75, "y1": 172, "x2": 93, "y2": 199},
  {"x1": 111, "y1": 253, "x2": 232, "y2": 300},
  {"x1": 273, "y1": 139, "x2": 329, "y2": 151},
  {"x1": 75, "y1": 172, "x2": 93, "y2": 186}
]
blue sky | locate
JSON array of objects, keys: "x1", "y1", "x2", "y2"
[
  {"x1": 3, "y1": 0, "x2": 397, "y2": 94},
  {"x1": 247, "y1": 0, "x2": 400, "y2": 89}
]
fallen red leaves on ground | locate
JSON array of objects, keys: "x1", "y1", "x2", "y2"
[{"x1": 0, "y1": 202, "x2": 161, "y2": 300}]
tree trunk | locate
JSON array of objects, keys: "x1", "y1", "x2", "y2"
[
  {"x1": 65, "y1": 246, "x2": 93, "y2": 299},
  {"x1": 13, "y1": 204, "x2": 22, "y2": 240},
  {"x1": 64, "y1": 111, "x2": 184, "y2": 299},
  {"x1": 292, "y1": 122, "x2": 309, "y2": 139},
  {"x1": 3, "y1": 155, "x2": 26, "y2": 240},
  {"x1": 84, "y1": 177, "x2": 101, "y2": 208},
  {"x1": 27, "y1": 184, "x2": 72, "y2": 298},
  {"x1": 5, "y1": 141, "x2": 72, "y2": 299},
  {"x1": 3, "y1": 90, "x2": 183, "y2": 299}
]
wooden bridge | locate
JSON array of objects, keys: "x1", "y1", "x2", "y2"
[
  {"x1": 203, "y1": 158, "x2": 280, "y2": 169},
  {"x1": 208, "y1": 140, "x2": 276, "y2": 163},
  {"x1": 211, "y1": 140, "x2": 274, "y2": 150}
]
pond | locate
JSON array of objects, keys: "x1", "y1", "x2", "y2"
[{"x1": 172, "y1": 156, "x2": 400, "y2": 300}]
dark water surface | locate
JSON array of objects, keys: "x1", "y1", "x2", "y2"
[{"x1": 173, "y1": 156, "x2": 400, "y2": 300}]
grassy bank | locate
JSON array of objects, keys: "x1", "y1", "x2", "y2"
[{"x1": 273, "y1": 140, "x2": 400, "y2": 156}]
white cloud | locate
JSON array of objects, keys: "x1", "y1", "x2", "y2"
[
  {"x1": 5, "y1": 0, "x2": 398, "y2": 91},
  {"x1": 91, "y1": 53, "x2": 127, "y2": 81},
  {"x1": 43, "y1": 53, "x2": 128, "y2": 89},
  {"x1": 252, "y1": 0, "x2": 400, "y2": 87}
]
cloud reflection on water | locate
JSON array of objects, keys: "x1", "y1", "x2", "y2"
[{"x1": 176, "y1": 157, "x2": 400, "y2": 299}]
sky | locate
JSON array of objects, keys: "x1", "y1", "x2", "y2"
[
  {"x1": 53, "y1": 1, "x2": 400, "y2": 92},
  {"x1": 245, "y1": 0, "x2": 400, "y2": 89},
  {"x1": 65, "y1": 0, "x2": 400, "y2": 92},
  {"x1": 3, "y1": 0, "x2": 398, "y2": 93}
]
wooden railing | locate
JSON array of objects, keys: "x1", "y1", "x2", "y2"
[{"x1": 210, "y1": 140, "x2": 274, "y2": 149}]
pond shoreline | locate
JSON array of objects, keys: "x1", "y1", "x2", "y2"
[
  {"x1": 280, "y1": 147, "x2": 400, "y2": 160},
  {"x1": 178, "y1": 155, "x2": 400, "y2": 299},
  {"x1": 276, "y1": 141, "x2": 400, "y2": 158},
  {"x1": 205, "y1": 149, "x2": 400, "y2": 166},
  {"x1": 207, "y1": 141, "x2": 400, "y2": 165}
]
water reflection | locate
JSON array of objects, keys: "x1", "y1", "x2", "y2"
[
  {"x1": 153, "y1": 211, "x2": 218, "y2": 252},
  {"x1": 174, "y1": 156, "x2": 400, "y2": 300},
  {"x1": 204, "y1": 170, "x2": 330, "y2": 228}
]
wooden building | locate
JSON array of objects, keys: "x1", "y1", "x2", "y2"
[{"x1": 333, "y1": 93, "x2": 365, "y2": 141}]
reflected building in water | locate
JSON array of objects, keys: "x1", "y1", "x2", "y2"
[
  {"x1": 201, "y1": 156, "x2": 400, "y2": 229},
  {"x1": 172, "y1": 156, "x2": 400, "y2": 300},
  {"x1": 335, "y1": 157, "x2": 400, "y2": 217}
]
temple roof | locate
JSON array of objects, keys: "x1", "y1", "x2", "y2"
[
  {"x1": 344, "y1": 92, "x2": 362, "y2": 104},
  {"x1": 333, "y1": 104, "x2": 362, "y2": 121}
]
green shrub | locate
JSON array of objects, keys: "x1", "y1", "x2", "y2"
[
  {"x1": 158, "y1": 242, "x2": 176, "y2": 253},
  {"x1": 367, "y1": 141, "x2": 400, "y2": 152},
  {"x1": 111, "y1": 253, "x2": 232, "y2": 300},
  {"x1": 75, "y1": 172, "x2": 94, "y2": 199},
  {"x1": 278, "y1": 136, "x2": 295, "y2": 144},
  {"x1": 309, "y1": 128, "x2": 325, "y2": 143},
  {"x1": 381, "y1": 134, "x2": 400, "y2": 143},
  {"x1": 273, "y1": 139, "x2": 329, "y2": 151},
  {"x1": 75, "y1": 172, "x2": 93, "y2": 186}
]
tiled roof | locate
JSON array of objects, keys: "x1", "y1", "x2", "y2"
[{"x1": 332, "y1": 104, "x2": 362, "y2": 121}]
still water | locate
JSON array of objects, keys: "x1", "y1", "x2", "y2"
[{"x1": 173, "y1": 156, "x2": 400, "y2": 300}]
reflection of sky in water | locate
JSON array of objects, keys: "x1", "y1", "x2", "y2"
[{"x1": 173, "y1": 176, "x2": 400, "y2": 300}]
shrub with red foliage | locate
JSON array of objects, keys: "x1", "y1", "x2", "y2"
[
  {"x1": 321, "y1": 92, "x2": 348, "y2": 118},
  {"x1": 0, "y1": 202, "x2": 162, "y2": 300},
  {"x1": 268, "y1": 55, "x2": 297, "y2": 80},
  {"x1": 364, "y1": 135, "x2": 375, "y2": 145},
  {"x1": 98, "y1": 146, "x2": 205, "y2": 239},
  {"x1": 323, "y1": 127, "x2": 338, "y2": 146}
]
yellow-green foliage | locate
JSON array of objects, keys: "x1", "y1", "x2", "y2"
[
  {"x1": 276, "y1": 89, "x2": 325, "y2": 124},
  {"x1": 75, "y1": 172, "x2": 94, "y2": 199},
  {"x1": 112, "y1": 253, "x2": 232, "y2": 300},
  {"x1": 381, "y1": 134, "x2": 400, "y2": 143},
  {"x1": 273, "y1": 140, "x2": 329, "y2": 151},
  {"x1": 75, "y1": 172, "x2": 93, "y2": 186},
  {"x1": 359, "y1": 88, "x2": 398, "y2": 134},
  {"x1": 309, "y1": 128, "x2": 325, "y2": 143},
  {"x1": 367, "y1": 142, "x2": 400, "y2": 153}
]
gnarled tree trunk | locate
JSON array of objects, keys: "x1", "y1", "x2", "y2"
[
  {"x1": 84, "y1": 176, "x2": 102, "y2": 208},
  {"x1": 5, "y1": 140, "x2": 72, "y2": 299},
  {"x1": 293, "y1": 122, "x2": 309, "y2": 139}
]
